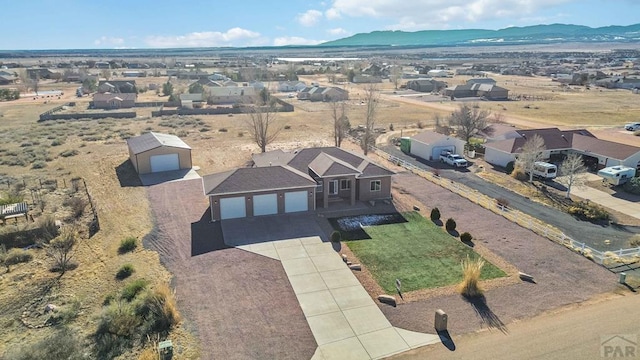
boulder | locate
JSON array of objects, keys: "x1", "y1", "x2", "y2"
[
  {"x1": 341, "y1": 254, "x2": 348, "y2": 262},
  {"x1": 44, "y1": 304, "x2": 58, "y2": 313},
  {"x1": 349, "y1": 264, "x2": 361, "y2": 271},
  {"x1": 378, "y1": 295, "x2": 396, "y2": 306},
  {"x1": 519, "y1": 272, "x2": 535, "y2": 283}
]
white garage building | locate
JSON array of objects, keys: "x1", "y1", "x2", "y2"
[
  {"x1": 410, "y1": 131, "x2": 466, "y2": 161},
  {"x1": 126, "y1": 132, "x2": 192, "y2": 174}
]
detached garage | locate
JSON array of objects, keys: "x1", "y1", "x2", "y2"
[
  {"x1": 410, "y1": 131, "x2": 466, "y2": 161},
  {"x1": 127, "y1": 132, "x2": 192, "y2": 175}
]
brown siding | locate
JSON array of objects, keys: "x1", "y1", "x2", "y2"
[
  {"x1": 133, "y1": 146, "x2": 192, "y2": 174},
  {"x1": 357, "y1": 176, "x2": 392, "y2": 201}
]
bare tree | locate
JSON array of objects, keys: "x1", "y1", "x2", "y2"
[
  {"x1": 361, "y1": 84, "x2": 380, "y2": 155},
  {"x1": 329, "y1": 101, "x2": 350, "y2": 147},
  {"x1": 100, "y1": 69, "x2": 111, "y2": 81},
  {"x1": 390, "y1": 64, "x2": 403, "y2": 90},
  {"x1": 516, "y1": 134, "x2": 546, "y2": 183},
  {"x1": 245, "y1": 95, "x2": 281, "y2": 153},
  {"x1": 558, "y1": 153, "x2": 587, "y2": 198},
  {"x1": 46, "y1": 227, "x2": 78, "y2": 274},
  {"x1": 448, "y1": 103, "x2": 490, "y2": 144}
]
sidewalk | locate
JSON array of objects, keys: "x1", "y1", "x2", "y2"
[{"x1": 561, "y1": 173, "x2": 640, "y2": 219}]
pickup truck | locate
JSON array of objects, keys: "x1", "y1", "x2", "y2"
[{"x1": 439, "y1": 152, "x2": 468, "y2": 167}]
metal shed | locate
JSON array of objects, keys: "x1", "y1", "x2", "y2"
[{"x1": 126, "y1": 132, "x2": 192, "y2": 174}]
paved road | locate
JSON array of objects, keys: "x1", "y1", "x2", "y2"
[
  {"x1": 382, "y1": 145, "x2": 640, "y2": 251},
  {"x1": 391, "y1": 293, "x2": 639, "y2": 360}
]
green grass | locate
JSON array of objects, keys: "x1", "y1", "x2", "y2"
[{"x1": 345, "y1": 212, "x2": 506, "y2": 293}]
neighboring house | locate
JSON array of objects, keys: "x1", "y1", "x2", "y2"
[
  {"x1": 203, "y1": 147, "x2": 395, "y2": 221},
  {"x1": 98, "y1": 80, "x2": 137, "y2": 93},
  {"x1": 297, "y1": 86, "x2": 349, "y2": 102},
  {"x1": 122, "y1": 71, "x2": 146, "y2": 77},
  {"x1": 409, "y1": 131, "x2": 467, "y2": 161},
  {"x1": 483, "y1": 127, "x2": 640, "y2": 170},
  {"x1": 248, "y1": 80, "x2": 265, "y2": 89},
  {"x1": 26, "y1": 68, "x2": 61, "y2": 80},
  {"x1": 406, "y1": 79, "x2": 447, "y2": 93},
  {"x1": 278, "y1": 81, "x2": 307, "y2": 92},
  {"x1": 179, "y1": 93, "x2": 205, "y2": 108},
  {"x1": 92, "y1": 93, "x2": 136, "y2": 109},
  {"x1": 427, "y1": 70, "x2": 450, "y2": 78},
  {"x1": 466, "y1": 78, "x2": 497, "y2": 85},
  {"x1": 126, "y1": 132, "x2": 192, "y2": 175},
  {"x1": 352, "y1": 75, "x2": 382, "y2": 83},
  {"x1": 209, "y1": 73, "x2": 228, "y2": 81},
  {"x1": 0, "y1": 70, "x2": 17, "y2": 85},
  {"x1": 207, "y1": 86, "x2": 257, "y2": 105},
  {"x1": 445, "y1": 83, "x2": 509, "y2": 100}
]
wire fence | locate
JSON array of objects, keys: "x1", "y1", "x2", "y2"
[{"x1": 351, "y1": 136, "x2": 640, "y2": 268}]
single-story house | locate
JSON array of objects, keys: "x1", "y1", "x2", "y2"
[
  {"x1": 483, "y1": 127, "x2": 640, "y2": 170},
  {"x1": 203, "y1": 147, "x2": 394, "y2": 221},
  {"x1": 207, "y1": 86, "x2": 257, "y2": 105},
  {"x1": 98, "y1": 80, "x2": 137, "y2": 93},
  {"x1": 92, "y1": 93, "x2": 137, "y2": 109},
  {"x1": 0, "y1": 70, "x2": 17, "y2": 85},
  {"x1": 297, "y1": 86, "x2": 349, "y2": 102},
  {"x1": 122, "y1": 71, "x2": 146, "y2": 78},
  {"x1": 26, "y1": 68, "x2": 60, "y2": 80},
  {"x1": 445, "y1": 83, "x2": 509, "y2": 100},
  {"x1": 278, "y1": 81, "x2": 307, "y2": 92},
  {"x1": 352, "y1": 75, "x2": 382, "y2": 84},
  {"x1": 406, "y1": 79, "x2": 447, "y2": 93},
  {"x1": 179, "y1": 93, "x2": 205, "y2": 108},
  {"x1": 427, "y1": 70, "x2": 450, "y2": 78},
  {"x1": 126, "y1": 132, "x2": 192, "y2": 174},
  {"x1": 409, "y1": 131, "x2": 467, "y2": 161}
]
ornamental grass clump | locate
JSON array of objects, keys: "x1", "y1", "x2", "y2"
[{"x1": 458, "y1": 255, "x2": 485, "y2": 297}]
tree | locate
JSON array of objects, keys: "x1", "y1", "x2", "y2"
[
  {"x1": 329, "y1": 100, "x2": 350, "y2": 147},
  {"x1": 162, "y1": 81, "x2": 173, "y2": 96},
  {"x1": 188, "y1": 82, "x2": 204, "y2": 94},
  {"x1": 100, "y1": 69, "x2": 111, "y2": 81},
  {"x1": 361, "y1": 84, "x2": 380, "y2": 155},
  {"x1": 558, "y1": 153, "x2": 587, "y2": 198},
  {"x1": 448, "y1": 103, "x2": 490, "y2": 144},
  {"x1": 46, "y1": 227, "x2": 78, "y2": 274},
  {"x1": 347, "y1": 69, "x2": 356, "y2": 83},
  {"x1": 245, "y1": 99, "x2": 281, "y2": 153},
  {"x1": 516, "y1": 134, "x2": 546, "y2": 183},
  {"x1": 390, "y1": 64, "x2": 403, "y2": 90},
  {"x1": 82, "y1": 78, "x2": 97, "y2": 93}
]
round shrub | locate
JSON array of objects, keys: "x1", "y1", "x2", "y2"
[
  {"x1": 460, "y1": 232, "x2": 473, "y2": 242},
  {"x1": 118, "y1": 237, "x2": 137, "y2": 254},
  {"x1": 445, "y1": 218, "x2": 457, "y2": 231},
  {"x1": 116, "y1": 264, "x2": 135, "y2": 280},
  {"x1": 430, "y1": 207, "x2": 441, "y2": 222},
  {"x1": 330, "y1": 231, "x2": 342, "y2": 243},
  {"x1": 623, "y1": 177, "x2": 640, "y2": 195}
]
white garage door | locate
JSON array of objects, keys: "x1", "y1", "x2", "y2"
[
  {"x1": 432, "y1": 145, "x2": 456, "y2": 160},
  {"x1": 284, "y1": 191, "x2": 308, "y2": 213},
  {"x1": 150, "y1": 153, "x2": 180, "y2": 173},
  {"x1": 220, "y1": 197, "x2": 246, "y2": 220},
  {"x1": 253, "y1": 194, "x2": 278, "y2": 216}
]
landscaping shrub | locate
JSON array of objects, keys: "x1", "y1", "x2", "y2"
[
  {"x1": 430, "y1": 207, "x2": 441, "y2": 222},
  {"x1": 135, "y1": 284, "x2": 181, "y2": 337},
  {"x1": 31, "y1": 160, "x2": 46, "y2": 169},
  {"x1": 445, "y1": 218, "x2": 457, "y2": 231},
  {"x1": 458, "y1": 255, "x2": 485, "y2": 297},
  {"x1": 496, "y1": 197, "x2": 509, "y2": 208},
  {"x1": 59, "y1": 149, "x2": 79, "y2": 157},
  {"x1": 121, "y1": 279, "x2": 149, "y2": 301},
  {"x1": 505, "y1": 161, "x2": 515, "y2": 174},
  {"x1": 623, "y1": 177, "x2": 640, "y2": 195},
  {"x1": 1, "y1": 247, "x2": 33, "y2": 272},
  {"x1": 4, "y1": 329, "x2": 85, "y2": 360},
  {"x1": 629, "y1": 235, "x2": 640, "y2": 248},
  {"x1": 568, "y1": 201, "x2": 610, "y2": 222},
  {"x1": 116, "y1": 264, "x2": 135, "y2": 280},
  {"x1": 460, "y1": 232, "x2": 473, "y2": 242},
  {"x1": 510, "y1": 166, "x2": 527, "y2": 181},
  {"x1": 118, "y1": 237, "x2": 137, "y2": 254},
  {"x1": 330, "y1": 230, "x2": 342, "y2": 243},
  {"x1": 64, "y1": 196, "x2": 87, "y2": 219}
]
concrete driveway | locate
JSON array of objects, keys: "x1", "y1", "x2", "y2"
[{"x1": 221, "y1": 213, "x2": 329, "y2": 247}]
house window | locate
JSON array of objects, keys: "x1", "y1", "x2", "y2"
[
  {"x1": 370, "y1": 180, "x2": 381, "y2": 192},
  {"x1": 329, "y1": 180, "x2": 338, "y2": 195},
  {"x1": 340, "y1": 179, "x2": 350, "y2": 190}
]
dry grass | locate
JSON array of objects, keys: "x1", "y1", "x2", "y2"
[{"x1": 458, "y1": 255, "x2": 485, "y2": 297}]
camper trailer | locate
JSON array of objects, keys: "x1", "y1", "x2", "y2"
[
  {"x1": 598, "y1": 166, "x2": 636, "y2": 186},
  {"x1": 530, "y1": 161, "x2": 558, "y2": 180}
]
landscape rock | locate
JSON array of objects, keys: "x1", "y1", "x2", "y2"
[
  {"x1": 378, "y1": 295, "x2": 397, "y2": 306},
  {"x1": 519, "y1": 272, "x2": 535, "y2": 283},
  {"x1": 341, "y1": 254, "x2": 348, "y2": 262},
  {"x1": 349, "y1": 264, "x2": 361, "y2": 271},
  {"x1": 44, "y1": 304, "x2": 58, "y2": 313}
]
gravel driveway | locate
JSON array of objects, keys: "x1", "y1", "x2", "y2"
[
  {"x1": 381, "y1": 172, "x2": 619, "y2": 335},
  {"x1": 145, "y1": 179, "x2": 316, "y2": 360}
]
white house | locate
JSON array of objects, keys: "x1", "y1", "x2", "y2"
[
  {"x1": 278, "y1": 81, "x2": 306, "y2": 92},
  {"x1": 409, "y1": 131, "x2": 466, "y2": 161}
]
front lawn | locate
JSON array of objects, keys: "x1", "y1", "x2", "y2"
[{"x1": 344, "y1": 212, "x2": 506, "y2": 293}]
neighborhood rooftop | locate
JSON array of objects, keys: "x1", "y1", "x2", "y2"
[{"x1": 203, "y1": 165, "x2": 316, "y2": 196}]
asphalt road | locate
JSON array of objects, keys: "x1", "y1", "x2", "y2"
[{"x1": 382, "y1": 145, "x2": 639, "y2": 251}]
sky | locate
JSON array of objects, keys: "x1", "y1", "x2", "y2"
[{"x1": 1, "y1": 0, "x2": 639, "y2": 50}]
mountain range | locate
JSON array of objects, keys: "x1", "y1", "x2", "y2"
[{"x1": 321, "y1": 23, "x2": 640, "y2": 47}]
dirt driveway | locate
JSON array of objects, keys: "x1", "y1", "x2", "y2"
[
  {"x1": 145, "y1": 179, "x2": 316, "y2": 360},
  {"x1": 382, "y1": 172, "x2": 619, "y2": 335}
]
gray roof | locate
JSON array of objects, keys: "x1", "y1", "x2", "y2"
[
  {"x1": 203, "y1": 165, "x2": 316, "y2": 196},
  {"x1": 251, "y1": 150, "x2": 295, "y2": 167},
  {"x1": 308, "y1": 153, "x2": 360, "y2": 177},
  {"x1": 180, "y1": 93, "x2": 204, "y2": 102},
  {"x1": 284, "y1": 147, "x2": 394, "y2": 178},
  {"x1": 93, "y1": 93, "x2": 137, "y2": 102},
  {"x1": 411, "y1": 131, "x2": 460, "y2": 145},
  {"x1": 126, "y1": 132, "x2": 191, "y2": 154}
]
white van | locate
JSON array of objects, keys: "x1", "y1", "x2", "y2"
[{"x1": 531, "y1": 161, "x2": 557, "y2": 180}]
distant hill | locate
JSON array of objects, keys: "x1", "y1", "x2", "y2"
[{"x1": 320, "y1": 23, "x2": 640, "y2": 47}]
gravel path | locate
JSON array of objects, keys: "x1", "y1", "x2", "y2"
[
  {"x1": 379, "y1": 172, "x2": 619, "y2": 335},
  {"x1": 145, "y1": 179, "x2": 316, "y2": 360}
]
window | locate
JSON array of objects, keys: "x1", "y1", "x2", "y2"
[
  {"x1": 370, "y1": 180, "x2": 381, "y2": 192},
  {"x1": 328, "y1": 180, "x2": 338, "y2": 195},
  {"x1": 340, "y1": 179, "x2": 351, "y2": 190}
]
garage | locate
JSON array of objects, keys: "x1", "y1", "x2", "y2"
[
  {"x1": 409, "y1": 131, "x2": 466, "y2": 161},
  {"x1": 284, "y1": 191, "x2": 308, "y2": 213},
  {"x1": 432, "y1": 145, "x2": 456, "y2": 159},
  {"x1": 220, "y1": 197, "x2": 247, "y2": 220},
  {"x1": 150, "y1": 153, "x2": 180, "y2": 173},
  {"x1": 253, "y1": 194, "x2": 278, "y2": 216}
]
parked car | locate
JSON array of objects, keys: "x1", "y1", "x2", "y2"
[
  {"x1": 624, "y1": 122, "x2": 640, "y2": 131},
  {"x1": 439, "y1": 151, "x2": 468, "y2": 167}
]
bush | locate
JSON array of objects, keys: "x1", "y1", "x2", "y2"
[
  {"x1": 284, "y1": 125, "x2": 291, "y2": 130},
  {"x1": 1, "y1": 247, "x2": 33, "y2": 272},
  {"x1": 94, "y1": 302, "x2": 140, "y2": 358},
  {"x1": 135, "y1": 284, "x2": 181, "y2": 336},
  {"x1": 116, "y1": 264, "x2": 135, "y2": 280},
  {"x1": 65, "y1": 196, "x2": 87, "y2": 219},
  {"x1": 4, "y1": 329, "x2": 85, "y2": 360},
  {"x1": 568, "y1": 201, "x2": 610, "y2": 222},
  {"x1": 445, "y1": 218, "x2": 457, "y2": 231},
  {"x1": 31, "y1": 160, "x2": 46, "y2": 169},
  {"x1": 496, "y1": 197, "x2": 510, "y2": 208},
  {"x1": 218, "y1": 128, "x2": 228, "y2": 132},
  {"x1": 629, "y1": 235, "x2": 640, "y2": 248},
  {"x1": 59, "y1": 149, "x2": 79, "y2": 157},
  {"x1": 505, "y1": 161, "x2": 515, "y2": 174},
  {"x1": 460, "y1": 232, "x2": 473, "y2": 242},
  {"x1": 623, "y1": 177, "x2": 640, "y2": 195},
  {"x1": 458, "y1": 255, "x2": 485, "y2": 297},
  {"x1": 118, "y1": 237, "x2": 137, "y2": 254},
  {"x1": 330, "y1": 231, "x2": 342, "y2": 243},
  {"x1": 121, "y1": 279, "x2": 149, "y2": 301},
  {"x1": 510, "y1": 167, "x2": 527, "y2": 181},
  {"x1": 430, "y1": 207, "x2": 441, "y2": 222}
]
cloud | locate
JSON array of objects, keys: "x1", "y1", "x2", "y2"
[
  {"x1": 273, "y1": 37, "x2": 324, "y2": 46},
  {"x1": 296, "y1": 9, "x2": 323, "y2": 26},
  {"x1": 145, "y1": 27, "x2": 262, "y2": 48},
  {"x1": 327, "y1": 27, "x2": 349, "y2": 36},
  {"x1": 94, "y1": 36, "x2": 124, "y2": 46},
  {"x1": 327, "y1": 0, "x2": 574, "y2": 30}
]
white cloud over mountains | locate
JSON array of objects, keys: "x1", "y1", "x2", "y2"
[{"x1": 145, "y1": 28, "x2": 263, "y2": 48}]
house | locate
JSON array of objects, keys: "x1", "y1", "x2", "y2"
[
  {"x1": 207, "y1": 86, "x2": 257, "y2": 105},
  {"x1": 122, "y1": 71, "x2": 146, "y2": 78},
  {"x1": 352, "y1": 75, "x2": 382, "y2": 83},
  {"x1": 248, "y1": 80, "x2": 265, "y2": 89},
  {"x1": 409, "y1": 131, "x2": 467, "y2": 161},
  {"x1": 98, "y1": 80, "x2": 137, "y2": 93},
  {"x1": 0, "y1": 70, "x2": 17, "y2": 85},
  {"x1": 203, "y1": 147, "x2": 395, "y2": 221},
  {"x1": 483, "y1": 127, "x2": 640, "y2": 170},
  {"x1": 406, "y1": 79, "x2": 447, "y2": 93},
  {"x1": 179, "y1": 93, "x2": 205, "y2": 108},
  {"x1": 427, "y1": 70, "x2": 450, "y2": 78},
  {"x1": 445, "y1": 83, "x2": 509, "y2": 100},
  {"x1": 26, "y1": 68, "x2": 60, "y2": 80},
  {"x1": 126, "y1": 132, "x2": 192, "y2": 175},
  {"x1": 297, "y1": 86, "x2": 349, "y2": 102},
  {"x1": 278, "y1": 81, "x2": 307, "y2": 92},
  {"x1": 92, "y1": 93, "x2": 137, "y2": 109},
  {"x1": 466, "y1": 78, "x2": 497, "y2": 85}
]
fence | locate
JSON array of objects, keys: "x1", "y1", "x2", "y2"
[
  {"x1": 352, "y1": 136, "x2": 640, "y2": 267},
  {"x1": 39, "y1": 111, "x2": 137, "y2": 121},
  {"x1": 151, "y1": 99, "x2": 294, "y2": 117}
]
